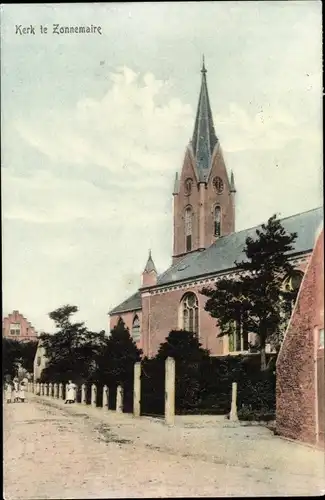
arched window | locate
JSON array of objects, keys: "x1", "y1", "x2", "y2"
[
  {"x1": 228, "y1": 318, "x2": 249, "y2": 352},
  {"x1": 185, "y1": 207, "x2": 193, "y2": 252},
  {"x1": 214, "y1": 206, "x2": 221, "y2": 237},
  {"x1": 181, "y1": 292, "x2": 199, "y2": 335},
  {"x1": 132, "y1": 315, "x2": 140, "y2": 342}
]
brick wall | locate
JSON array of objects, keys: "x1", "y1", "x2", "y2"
[{"x1": 276, "y1": 228, "x2": 324, "y2": 445}]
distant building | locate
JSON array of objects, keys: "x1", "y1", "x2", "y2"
[
  {"x1": 2, "y1": 310, "x2": 38, "y2": 343},
  {"x1": 276, "y1": 226, "x2": 324, "y2": 447},
  {"x1": 33, "y1": 340, "x2": 48, "y2": 382}
]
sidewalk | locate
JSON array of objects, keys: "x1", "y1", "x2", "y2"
[{"x1": 29, "y1": 392, "x2": 325, "y2": 488}]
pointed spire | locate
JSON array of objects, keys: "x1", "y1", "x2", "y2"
[
  {"x1": 230, "y1": 170, "x2": 236, "y2": 193},
  {"x1": 173, "y1": 172, "x2": 180, "y2": 195},
  {"x1": 192, "y1": 57, "x2": 218, "y2": 179},
  {"x1": 143, "y1": 249, "x2": 157, "y2": 274}
]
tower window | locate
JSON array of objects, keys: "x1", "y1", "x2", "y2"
[
  {"x1": 185, "y1": 207, "x2": 193, "y2": 251},
  {"x1": 184, "y1": 178, "x2": 193, "y2": 196},
  {"x1": 213, "y1": 176, "x2": 224, "y2": 194},
  {"x1": 214, "y1": 206, "x2": 221, "y2": 237},
  {"x1": 181, "y1": 292, "x2": 199, "y2": 335}
]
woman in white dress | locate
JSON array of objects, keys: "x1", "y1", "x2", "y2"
[
  {"x1": 5, "y1": 381, "x2": 13, "y2": 403},
  {"x1": 65, "y1": 380, "x2": 76, "y2": 404},
  {"x1": 13, "y1": 378, "x2": 19, "y2": 402},
  {"x1": 18, "y1": 381, "x2": 26, "y2": 402}
]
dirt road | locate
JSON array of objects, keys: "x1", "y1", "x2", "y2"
[{"x1": 3, "y1": 396, "x2": 324, "y2": 498}]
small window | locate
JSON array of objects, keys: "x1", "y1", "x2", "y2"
[
  {"x1": 319, "y1": 329, "x2": 324, "y2": 348},
  {"x1": 37, "y1": 357, "x2": 41, "y2": 366},
  {"x1": 185, "y1": 207, "x2": 193, "y2": 252},
  {"x1": 214, "y1": 206, "x2": 221, "y2": 237},
  {"x1": 184, "y1": 178, "x2": 193, "y2": 196}
]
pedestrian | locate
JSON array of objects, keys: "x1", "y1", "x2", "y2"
[
  {"x1": 65, "y1": 380, "x2": 76, "y2": 404},
  {"x1": 13, "y1": 378, "x2": 19, "y2": 403},
  {"x1": 5, "y1": 381, "x2": 13, "y2": 403},
  {"x1": 18, "y1": 381, "x2": 26, "y2": 403}
]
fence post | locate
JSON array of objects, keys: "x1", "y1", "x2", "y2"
[
  {"x1": 36, "y1": 382, "x2": 40, "y2": 395},
  {"x1": 45, "y1": 383, "x2": 49, "y2": 396},
  {"x1": 81, "y1": 384, "x2": 87, "y2": 404},
  {"x1": 41, "y1": 383, "x2": 44, "y2": 396},
  {"x1": 102, "y1": 385, "x2": 109, "y2": 409},
  {"x1": 230, "y1": 382, "x2": 238, "y2": 421},
  {"x1": 91, "y1": 384, "x2": 97, "y2": 407},
  {"x1": 54, "y1": 383, "x2": 58, "y2": 398},
  {"x1": 116, "y1": 385, "x2": 123, "y2": 413},
  {"x1": 133, "y1": 362, "x2": 141, "y2": 417},
  {"x1": 49, "y1": 383, "x2": 53, "y2": 397},
  {"x1": 165, "y1": 357, "x2": 175, "y2": 426},
  {"x1": 59, "y1": 383, "x2": 63, "y2": 399}
]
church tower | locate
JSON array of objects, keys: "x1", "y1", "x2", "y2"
[{"x1": 172, "y1": 58, "x2": 236, "y2": 263}]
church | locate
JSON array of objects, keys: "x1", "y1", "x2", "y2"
[{"x1": 109, "y1": 61, "x2": 322, "y2": 358}]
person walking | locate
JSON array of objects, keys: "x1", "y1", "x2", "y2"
[
  {"x1": 13, "y1": 378, "x2": 19, "y2": 403},
  {"x1": 5, "y1": 381, "x2": 13, "y2": 403},
  {"x1": 65, "y1": 380, "x2": 76, "y2": 404}
]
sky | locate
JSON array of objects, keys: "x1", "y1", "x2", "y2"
[{"x1": 1, "y1": 1, "x2": 322, "y2": 334}]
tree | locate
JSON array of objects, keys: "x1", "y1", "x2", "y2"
[
  {"x1": 40, "y1": 305, "x2": 106, "y2": 383},
  {"x1": 2, "y1": 338, "x2": 38, "y2": 380},
  {"x1": 94, "y1": 318, "x2": 142, "y2": 386},
  {"x1": 155, "y1": 330, "x2": 210, "y2": 411},
  {"x1": 202, "y1": 214, "x2": 298, "y2": 371}
]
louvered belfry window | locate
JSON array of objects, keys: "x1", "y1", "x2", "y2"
[
  {"x1": 214, "y1": 206, "x2": 221, "y2": 237},
  {"x1": 185, "y1": 207, "x2": 192, "y2": 251}
]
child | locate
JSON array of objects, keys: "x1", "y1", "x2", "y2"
[
  {"x1": 13, "y1": 378, "x2": 19, "y2": 402},
  {"x1": 18, "y1": 381, "x2": 26, "y2": 403}
]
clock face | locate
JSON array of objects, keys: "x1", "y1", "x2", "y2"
[{"x1": 213, "y1": 176, "x2": 224, "y2": 194}]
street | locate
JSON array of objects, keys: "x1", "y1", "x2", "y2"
[{"x1": 3, "y1": 394, "x2": 325, "y2": 498}]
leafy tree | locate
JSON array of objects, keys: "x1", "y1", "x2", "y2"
[
  {"x1": 2, "y1": 338, "x2": 38, "y2": 380},
  {"x1": 155, "y1": 330, "x2": 210, "y2": 411},
  {"x1": 40, "y1": 305, "x2": 106, "y2": 383},
  {"x1": 94, "y1": 318, "x2": 142, "y2": 387},
  {"x1": 202, "y1": 214, "x2": 298, "y2": 371}
]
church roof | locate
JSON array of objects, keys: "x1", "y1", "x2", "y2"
[
  {"x1": 109, "y1": 291, "x2": 141, "y2": 315},
  {"x1": 192, "y1": 57, "x2": 218, "y2": 181},
  {"x1": 108, "y1": 207, "x2": 323, "y2": 315},
  {"x1": 157, "y1": 207, "x2": 323, "y2": 286}
]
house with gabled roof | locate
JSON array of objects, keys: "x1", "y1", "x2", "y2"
[{"x1": 109, "y1": 60, "x2": 323, "y2": 358}]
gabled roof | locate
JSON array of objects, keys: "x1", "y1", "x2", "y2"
[
  {"x1": 157, "y1": 207, "x2": 323, "y2": 286},
  {"x1": 109, "y1": 207, "x2": 323, "y2": 315},
  {"x1": 108, "y1": 291, "x2": 141, "y2": 315},
  {"x1": 191, "y1": 57, "x2": 218, "y2": 180}
]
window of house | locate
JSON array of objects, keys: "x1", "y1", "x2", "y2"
[
  {"x1": 37, "y1": 356, "x2": 41, "y2": 366},
  {"x1": 181, "y1": 292, "x2": 199, "y2": 335},
  {"x1": 319, "y1": 328, "x2": 324, "y2": 349},
  {"x1": 228, "y1": 320, "x2": 249, "y2": 352},
  {"x1": 132, "y1": 315, "x2": 141, "y2": 342},
  {"x1": 10, "y1": 323, "x2": 21, "y2": 336},
  {"x1": 214, "y1": 206, "x2": 221, "y2": 237},
  {"x1": 185, "y1": 207, "x2": 193, "y2": 252}
]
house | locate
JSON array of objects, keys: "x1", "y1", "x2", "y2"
[{"x1": 2, "y1": 310, "x2": 38, "y2": 343}]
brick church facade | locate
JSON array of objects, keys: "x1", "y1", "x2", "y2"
[{"x1": 109, "y1": 61, "x2": 323, "y2": 358}]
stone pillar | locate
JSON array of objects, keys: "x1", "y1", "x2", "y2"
[
  {"x1": 116, "y1": 385, "x2": 123, "y2": 413},
  {"x1": 165, "y1": 357, "x2": 175, "y2": 426},
  {"x1": 133, "y1": 362, "x2": 141, "y2": 417},
  {"x1": 230, "y1": 382, "x2": 238, "y2": 421},
  {"x1": 81, "y1": 384, "x2": 87, "y2": 404},
  {"x1": 49, "y1": 383, "x2": 53, "y2": 397},
  {"x1": 59, "y1": 383, "x2": 63, "y2": 399},
  {"x1": 54, "y1": 383, "x2": 58, "y2": 398},
  {"x1": 102, "y1": 385, "x2": 109, "y2": 409},
  {"x1": 36, "y1": 383, "x2": 40, "y2": 394},
  {"x1": 91, "y1": 384, "x2": 97, "y2": 407}
]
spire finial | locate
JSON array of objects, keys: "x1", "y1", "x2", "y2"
[{"x1": 201, "y1": 55, "x2": 207, "y2": 74}]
